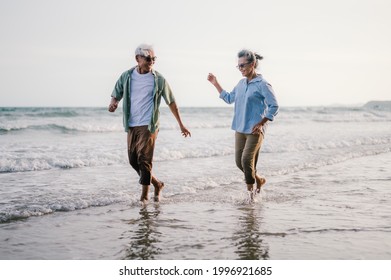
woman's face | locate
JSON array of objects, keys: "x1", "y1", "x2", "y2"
[{"x1": 237, "y1": 57, "x2": 254, "y2": 77}]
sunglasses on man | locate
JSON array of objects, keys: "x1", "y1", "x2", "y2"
[{"x1": 141, "y1": 55, "x2": 157, "y2": 62}]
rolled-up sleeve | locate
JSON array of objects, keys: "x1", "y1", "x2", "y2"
[
  {"x1": 162, "y1": 80, "x2": 176, "y2": 105},
  {"x1": 111, "y1": 72, "x2": 126, "y2": 101},
  {"x1": 262, "y1": 82, "x2": 279, "y2": 121},
  {"x1": 219, "y1": 89, "x2": 236, "y2": 104}
]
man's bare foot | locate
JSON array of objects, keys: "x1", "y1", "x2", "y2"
[
  {"x1": 255, "y1": 175, "x2": 266, "y2": 193},
  {"x1": 153, "y1": 181, "x2": 164, "y2": 202}
]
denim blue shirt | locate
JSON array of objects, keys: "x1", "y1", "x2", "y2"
[{"x1": 220, "y1": 75, "x2": 279, "y2": 134}]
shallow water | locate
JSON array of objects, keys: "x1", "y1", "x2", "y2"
[
  {"x1": 0, "y1": 106, "x2": 390, "y2": 259},
  {"x1": 0, "y1": 152, "x2": 390, "y2": 260}
]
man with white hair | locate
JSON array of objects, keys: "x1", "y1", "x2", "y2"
[{"x1": 109, "y1": 44, "x2": 191, "y2": 204}]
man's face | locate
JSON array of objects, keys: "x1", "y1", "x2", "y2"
[{"x1": 136, "y1": 50, "x2": 156, "y2": 73}]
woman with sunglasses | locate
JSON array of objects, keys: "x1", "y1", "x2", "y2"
[{"x1": 207, "y1": 49, "x2": 279, "y2": 202}]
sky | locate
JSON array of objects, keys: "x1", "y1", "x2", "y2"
[{"x1": 0, "y1": 0, "x2": 390, "y2": 107}]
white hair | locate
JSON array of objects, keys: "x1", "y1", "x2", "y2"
[{"x1": 135, "y1": 44, "x2": 154, "y2": 56}]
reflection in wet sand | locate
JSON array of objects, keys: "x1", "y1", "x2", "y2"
[
  {"x1": 232, "y1": 206, "x2": 269, "y2": 260},
  {"x1": 122, "y1": 204, "x2": 162, "y2": 260}
]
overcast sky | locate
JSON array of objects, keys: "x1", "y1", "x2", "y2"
[{"x1": 1, "y1": 0, "x2": 390, "y2": 107}]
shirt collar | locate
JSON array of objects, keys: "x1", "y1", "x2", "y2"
[
  {"x1": 129, "y1": 66, "x2": 156, "y2": 76},
  {"x1": 242, "y1": 74, "x2": 263, "y2": 84}
]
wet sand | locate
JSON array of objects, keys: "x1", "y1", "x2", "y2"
[{"x1": 1, "y1": 152, "x2": 390, "y2": 260}]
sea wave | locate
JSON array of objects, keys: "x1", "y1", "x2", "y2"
[
  {"x1": 0, "y1": 123, "x2": 122, "y2": 133},
  {"x1": 0, "y1": 107, "x2": 102, "y2": 117},
  {"x1": 0, "y1": 123, "x2": 231, "y2": 134},
  {"x1": 277, "y1": 107, "x2": 391, "y2": 123},
  {"x1": 1, "y1": 135, "x2": 389, "y2": 173},
  {"x1": 0, "y1": 192, "x2": 133, "y2": 223},
  {"x1": 269, "y1": 146, "x2": 391, "y2": 176},
  {"x1": 0, "y1": 154, "x2": 124, "y2": 173},
  {"x1": 264, "y1": 135, "x2": 391, "y2": 153},
  {"x1": 2, "y1": 106, "x2": 391, "y2": 135},
  {"x1": 0, "y1": 148, "x2": 234, "y2": 173}
]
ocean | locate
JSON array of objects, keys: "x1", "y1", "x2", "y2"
[{"x1": 0, "y1": 105, "x2": 390, "y2": 259}]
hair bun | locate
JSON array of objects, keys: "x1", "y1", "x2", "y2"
[{"x1": 254, "y1": 53, "x2": 263, "y2": 60}]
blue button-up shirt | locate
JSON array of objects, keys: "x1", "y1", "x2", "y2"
[{"x1": 220, "y1": 75, "x2": 279, "y2": 134}]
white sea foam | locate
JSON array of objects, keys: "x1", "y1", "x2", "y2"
[{"x1": 0, "y1": 193, "x2": 134, "y2": 223}]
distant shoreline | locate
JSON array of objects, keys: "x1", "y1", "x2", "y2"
[
  {"x1": 1, "y1": 101, "x2": 390, "y2": 109},
  {"x1": 363, "y1": 100, "x2": 391, "y2": 110}
]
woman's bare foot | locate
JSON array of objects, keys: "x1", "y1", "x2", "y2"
[
  {"x1": 247, "y1": 190, "x2": 255, "y2": 204},
  {"x1": 255, "y1": 175, "x2": 266, "y2": 193}
]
